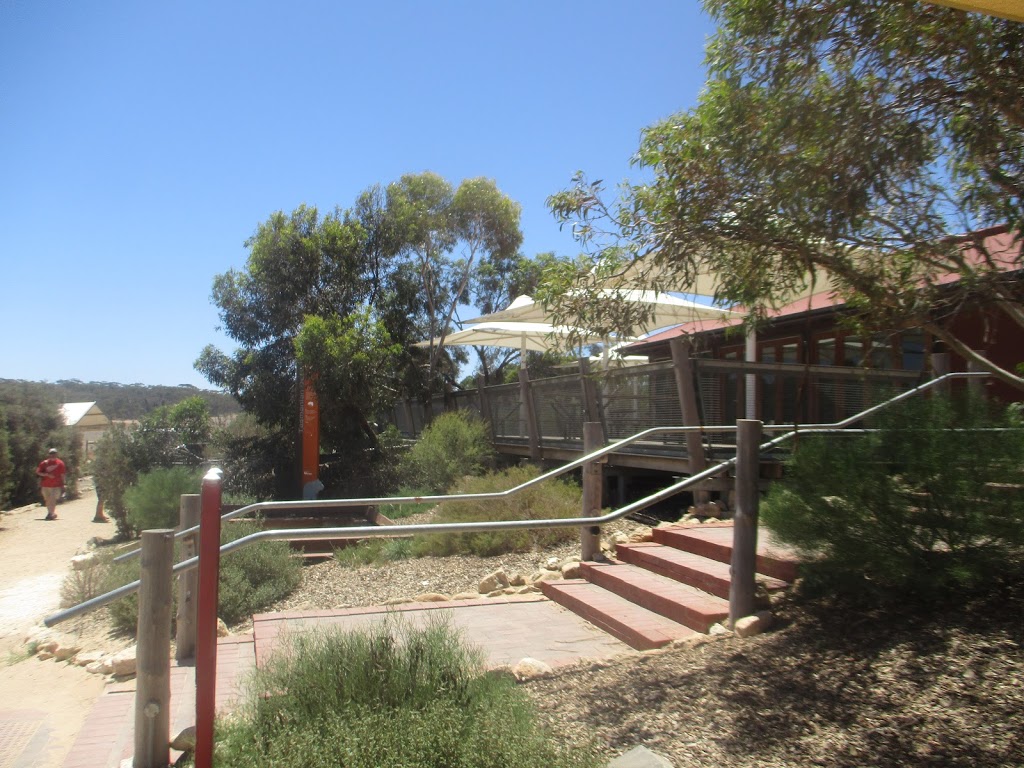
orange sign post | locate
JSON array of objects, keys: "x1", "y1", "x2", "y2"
[{"x1": 301, "y1": 378, "x2": 320, "y2": 491}]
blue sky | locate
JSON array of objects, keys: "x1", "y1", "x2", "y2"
[{"x1": 0, "y1": 0, "x2": 714, "y2": 388}]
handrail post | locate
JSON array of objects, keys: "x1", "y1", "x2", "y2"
[
  {"x1": 134, "y1": 529, "x2": 174, "y2": 768},
  {"x1": 729, "y1": 419, "x2": 762, "y2": 624},
  {"x1": 195, "y1": 469, "x2": 223, "y2": 768},
  {"x1": 175, "y1": 494, "x2": 201, "y2": 661},
  {"x1": 671, "y1": 337, "x2": 709, "y2": 504},
  {"x1": 519, "y1": 367, "x2": 542, "y2": 461},
  {"x1": 931, "y1": 352, "x2": 950, "y2": 396},
  {"x1": 581, "y1": 422, "x2": 604, "y2": 561}
]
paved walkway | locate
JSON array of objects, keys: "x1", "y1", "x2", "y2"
[{"x1": 62, "y1": 595, "x2": 635, "y2": 767}]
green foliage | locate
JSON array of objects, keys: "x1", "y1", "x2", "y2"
[
  {"x1": 412, "y1": 465, "x2": 582, "y2": 558},
  {"x1": 0, "y1": 378, "x2": 239, "y2": 421},
  {"x1": 214, "y1": 614, "x2": 597, "y2": 768},
  {"x1": 378, "y1": 484, "x2": 437, "y2": 521},
  {"x1": 334, "y1": 536, "x2": 414, "y2": 567},
  {"x1": 762, "y1": 396, "x2": 1024, "y2": 604},
  {"x1": 123, "y1": 467, "x2": 202, "y2": 533},
  {"x1": 101, "y1": 518, "x2": 301, "y2": 635},
  {"x1": 218, "y1": 519, "x2": 302, "y2": 625},
  {"x1": 399, "y1": 411, "x2": 493, "y2": 494},
  {"x1": 545, "y1": 2, "x2": 1024, "y2": 389},
  {"x1": 0, "y1": 383, "x2": 78, "y2": 508}
]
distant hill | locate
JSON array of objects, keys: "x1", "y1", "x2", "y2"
[{"x1": 0, "y1": 379, "x2": 241, "y2": 421}]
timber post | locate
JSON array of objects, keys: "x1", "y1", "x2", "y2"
[
  {"x1": 581, "y1": 422, "x2": 604, "y2": 561},
  {"x1": 194, "y1": 469, "x2": 223, "y2": 768},
  {"x1": 476, "y1": 374, "x2": 496, "y2": 441},
  {"x1": 579, "y1": 358, "x2": 605, "y2": 443},
  {"x1": 729, "y1": 419, "x2": 762, "y2": 625},
  {"x1": 670, "y1": 337, "x2": 709, "y2": 504},
  {"x1": 519, "y1": 367, "x2": 542, "y2": 462},
  {"x1": 134, "y1": 529, "x2": 174, "y2": 768},
  {"x1": 931, "y1": 352, "x2": 951, "y2": 396},
  {"x1": 175, "y1": 494, "x2": 201, "y2": 661},
  {"x1": 968, "y1": 352, "x2": 988, "y2": 398}
]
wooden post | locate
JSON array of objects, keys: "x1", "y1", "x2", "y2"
[
  {"x1": 581, "y1": 422, "x2": 604, "y2": 561},
  {"x1": 519, "y1": 367, "x2": 542, "y2": 462},
  {"x1": 729, "y1": 419, "x2": 762, "y2": 625},
  {"x1": 476, "y1": 375, "x2": 496, "y2": 441},
  {"x1": 670, "y1": 337, "x2": 709, "y2": 504},
  {"x1": 175, "y1": 494, "x2": 201, "y2": 662},
  {"x1": 931, "y1": 352, "x2": 950, "y2": 396},
  {"x1": 194, "y1": 469, "x2": 223, "y2": 768},
  {"x1": 134, "y1": 529, "x2": 174, "y2": 768},
  {"x1": 579, "y1": 358, "x2": 605, "y2": 443},
  {"x1": 968, "y1": 352, "x2": 987, "y2": 398}
]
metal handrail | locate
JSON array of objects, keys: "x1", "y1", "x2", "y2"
[{"x1": 45, "y1": 370, "x2": 987, "y2": 627}]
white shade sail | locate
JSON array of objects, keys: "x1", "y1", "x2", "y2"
[
  {"x1": 465, "y1": 289, "x2": 739, "y2": 334},
  {"x1": 415, "y1": 321, "x2": 621, "y2": 354}
]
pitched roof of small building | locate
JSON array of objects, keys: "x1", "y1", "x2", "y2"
[{"x1": 60, "y1": 402, "x2": 111, "y2": 429}]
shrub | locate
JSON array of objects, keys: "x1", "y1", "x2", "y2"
[
  {"x1": 411, "y1": 465, "x2": 582, "y2": 558},
  {"x1": 214, "y1": 613, "x2": 597, "y2": 768},
  {"x1": 399, "y1": 411, "x2": 493, "y2": 493},
  {"x1": 123, "y1": 466, "x2": 201, "y2": 533},
  {"x1": 334, "y1": 536, "x2": 414, "y2": 567},
  {"x1": 100, "y1": 518, "x2": 302, "y2": 635},
  {"x1": 762, "y1": 395, "x2": 1024, "y2": 604},
  {"x1": 218, "y1": 519, "x2": 303, "y2": 625}
]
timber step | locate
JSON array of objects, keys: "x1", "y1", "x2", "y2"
[
  {"x1": 541, "y1": 523, "x2": 801, "y2": 651},
  {"x1": 615, "y1": 542, "x2": 789, "y2": 601},
  {"x1": 538, "y1": 580, "x2": 698, "y2": 650}
]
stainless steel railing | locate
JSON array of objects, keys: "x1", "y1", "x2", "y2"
[{"x1": 45, "y1": 371, "x2": 987, "y2": 627}]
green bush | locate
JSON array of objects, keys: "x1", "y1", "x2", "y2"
[
  {"x1": 123, "y1": 466, "x2": 201, "y2": 533},
  {"x1": 100, "y1": 518, "x2": 302, "y2": 635},
  {"x1": 762, "y1": 395, "x2": 1024, "y2": 603},
  {"x1": 214, "y1": 614, "x2": 597, "y2": 768},
  {"x1": 334, "y1": 536, "x2": 414, "y2": 567},
  {"x1": 412, "y1": 465, "x2": 582, "y2": 558},
  {"x1": 218, "y1": 519, "x2": 303, "y2": 625},
  {"x1": 399, "y1": 411, "x2": 493, "y2": 493}
]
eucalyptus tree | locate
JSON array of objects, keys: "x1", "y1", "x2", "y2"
[{"x1": 547, "y1": 0, "x2": 1024, "y2": 389}]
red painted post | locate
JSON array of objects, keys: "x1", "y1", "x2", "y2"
[{"x1": 194, "y1": 468, "x2": 223, "y2": 768}]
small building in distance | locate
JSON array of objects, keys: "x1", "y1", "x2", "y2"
[{"x1": 60, "y1": 402, "x2": 111, "y2": 458}]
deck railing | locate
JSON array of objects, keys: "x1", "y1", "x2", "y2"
[{"x1": 46, "y1": 370, "x2": 988, "y2": 768}]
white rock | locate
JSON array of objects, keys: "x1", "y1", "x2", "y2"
[
  {"x1": 709, "y1": 623, "x2": 732, "y2": 637},
  {"x1": 733, "y1": 615, "x2": 765, "y2": 638},
  {"x1": 413, "y1": 592, "x2": 450, "y2": 602},
  {"x1": 530, "y1": 571, "x2": 563, "y2": 584},
  {"x1": 75, "y1": 651, "x2": 105, "y2": 667},
  {"x1": 216, "y1": 618, "x2": 229, "y2": 637},
  {"x1": 628, "y1": 529, "x2": 654, "y2": 543},
  {"x1": 478, "y1": 569, "x2": 510, "y2": 594},
  {"x1": 452, "y1": 592, "x2": 479, "y2": 601},
  {"x1": 86, "y1": 658, "x2": 113, "y2": 675},
  {"x1": 512, "y1": 657, "x2": 553, "y2": 680},
  {"x1": 110, "y1": 645, "x2": 137, "y2": 677},
  {"x1": 54, "y1": 642, "x2": 82, "y2": 661},
  {"x1": 71, "y1": 552, "x2": 98, "y2": 570},
  {"x1": 508, "y1": 573, "x2": 526, "y2": 587},
  {"x1": 560, "y1": 561, "x2": 582, "y2": 579},
  {"x1": 171, "y1": 725, "x2": 196, "y2": 751}
]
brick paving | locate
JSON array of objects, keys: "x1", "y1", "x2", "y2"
[{"x1": 60, "y1": 597, "x2": 633, "y2": 767}]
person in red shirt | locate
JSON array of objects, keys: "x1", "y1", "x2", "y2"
[{"x1": 36, "y1": 447, "x2": 66, "y2": 520}]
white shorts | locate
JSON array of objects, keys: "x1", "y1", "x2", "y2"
[{"x1": 41, "y1": 486, "x2": 62, "y2": 505}]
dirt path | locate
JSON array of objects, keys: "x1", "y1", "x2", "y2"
[{"x1": 0, "y1": 481, "x2": 119, "y2": 768}]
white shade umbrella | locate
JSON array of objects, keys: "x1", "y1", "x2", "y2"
[
  {"x1": 465, "y1": 289, "x2": 739, "y2": 334},
  {"x1": 415, "y1": 321, "x2": 621, "y2": 355}
]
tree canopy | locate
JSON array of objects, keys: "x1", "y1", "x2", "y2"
[
  {"x1": 546, "y1": 0, "x2": 1024, "y2": 388},
  {"x1": 197, "y1": 173, "x2": 526, "y2": 496}
]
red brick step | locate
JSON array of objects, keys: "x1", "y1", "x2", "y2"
[
  {"x1": 540, "y1": 579, "x2": 698, "y2": 650},
  {"x1": 615, "y1": 542, "x2": 789, "y2": 600},
  {"x1": 580, "y1": 562, "x2": 729, "y2": 633},
  {"x1": 652, "y1": 525, "x2": 799, "y2": 583}
]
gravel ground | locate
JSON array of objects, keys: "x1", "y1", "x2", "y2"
[{"x1": 244, "y1": 509, "x2": 1024, "y2": 767}]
